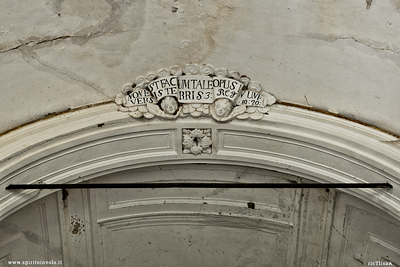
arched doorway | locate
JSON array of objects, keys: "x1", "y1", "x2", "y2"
[{"x1": 0, "y1": 102, "x2": 399, "y2": 266}]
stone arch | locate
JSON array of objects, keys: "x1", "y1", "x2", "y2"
[{"x1": 0, "y1": 102, "x2": 399, "y2": 221}]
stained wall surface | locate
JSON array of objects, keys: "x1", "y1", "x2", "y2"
[{"x1": 1, "y1": 0, "x2": 400, "y2": 135}]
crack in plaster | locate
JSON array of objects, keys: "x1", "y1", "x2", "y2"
[
  {"x1": 304, "y1": 95, "x2": 311, "y2": 107},
  {"x1": 18, "y1": 48, "x2": 112, "y2": 99},
  {"x1": 1, "y1": 35, "x2": 90, "y2": 54},
  {"x1": 0, "y1": 0, "x2": 138, "y2": 54},
  {"x1": 0, "y1": 30, "x2": 127, "y2": 54},
  {"x1": 331, "y1": 223, "x2": 346, "y2": 239},
  {"x1": 348, "y1": 37, "x2": 399, "y2": 55},
  {"x1": 0, "y1": 41, "x2": 35, "y2": 54},
  {"x1": 366, "y1": 0, "x2": 373, "y2": 10},
  {"x1": 303, "y1": 34, "x2": 400, "y2": 55}
]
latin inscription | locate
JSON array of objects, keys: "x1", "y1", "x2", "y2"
[
  {"x1": 178, "y1": 75, "x2": 214, "y2": 103},
  {"x1": 236, "y1": 90, "x2": 266, "y2": 107},
  {"x1": 125, "y1": 89, "x2": 155, "y2": 106},
  {"x1": 126, "y1": 74, "x2": 268, "y2": 108},
  {"x1": 213, "y1": 77, "x2": 243, "y2": 102},
  {"x1": 148, "y1": 76, "x2": 178, "y2": 101}
]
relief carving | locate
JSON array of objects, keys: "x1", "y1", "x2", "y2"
[
  {"x1": 115, "y1": 64, "x2": 276, "y2": 122},
  {"x1": 182, "y1": 128, "x2": 212, "y2": 155}
]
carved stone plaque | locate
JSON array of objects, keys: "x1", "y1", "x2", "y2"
[{"x1": 115, "y1": 64, "x2": 276, "y2": 121}]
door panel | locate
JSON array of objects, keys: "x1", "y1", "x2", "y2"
[
  {"x1": 0, "y1": 194, "x2": 63, "y2": 265},
  {"x1": 102, "y1": 216, "x2": 291, "y2": 266},
  {"x1": 90, "y1": 165, "x2": 302, "y2": 266},
  {"x1": 328, "y1": 193, "x2": 400, "y2": 267}
]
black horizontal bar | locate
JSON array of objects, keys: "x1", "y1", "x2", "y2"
[{"x1": 5, "y1": 183, "x2": 392, "y2": 190}]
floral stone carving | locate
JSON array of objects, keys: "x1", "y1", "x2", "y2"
[
  {"x1": 182, "y1": 129, "x2": 212, "y2": 155},
  {"x1": 115, "y1": 63, "x2": 276, "y2": 122}
]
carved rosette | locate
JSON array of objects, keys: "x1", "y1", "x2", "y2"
[
  {"x1": 115, "y1": 64, "x2": 276, "y2": 122},
  {"x1": 182, "y1": 128, "x2": 212, "y2": 155}
]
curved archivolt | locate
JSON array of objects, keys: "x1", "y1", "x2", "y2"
[{"x1": 0, "y1": 101, "x2": 399, "y2": 221}]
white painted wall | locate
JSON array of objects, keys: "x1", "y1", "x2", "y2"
[{"x1": 1, "y1": 0, "x2": 400, "y2": 135}]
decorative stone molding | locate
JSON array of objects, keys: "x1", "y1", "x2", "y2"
[
  {"x1": 115, "y1": 64, "x2": 276, "y2": 121},
  {"x1": 182, "y1": 128, "x2": 212, "y2": 155},
  {"x1": 0, "y1": 102, "x2": 399, "y2": 222}
]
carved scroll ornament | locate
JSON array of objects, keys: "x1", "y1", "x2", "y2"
[{"x1": 115, "y1": 64, "x2": 276, "y2": 122}]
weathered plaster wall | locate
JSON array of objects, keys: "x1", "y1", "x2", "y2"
[{"x1": 1, "y1": 0, "x2": 400, "y2": 134}]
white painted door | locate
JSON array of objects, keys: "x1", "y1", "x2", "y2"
[
  {"x1": 2, "y1": 164, "x2": 399, "y2": 267},
  {"x1": 327, "y1": 193, "x2": 400, "y2": 267},
  {"x1": 85, "y1": 165, "x2": 330, "y2": 266},
  {"x1": 0, "y1": 194, "x2": 63, "y2": 266}
]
